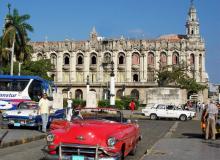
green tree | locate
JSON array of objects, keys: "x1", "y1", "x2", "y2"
[
  {"x1": 156, "y1": 61, "x2": 207, "y2": 93},
  {"x1": 1, "y1": 59, "x2": 54, "y2": 80},
  {"x1": 1, "y1": 4, "x2": 34, "y2": 67}
]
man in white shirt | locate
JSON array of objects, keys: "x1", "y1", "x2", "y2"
[
  {"x1": 203, "y1": 100, "x2": 218, "y2": 140},
  {"x1": 38, "y1": 93, "x2": 51, "y2": 133}
]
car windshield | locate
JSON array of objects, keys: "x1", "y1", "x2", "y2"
[
  {"x1": 77, "y1": 108, "x2": 123, "y2": 122},
  {"x1": 19, "y1": 102, "x2": 39, "y2": 110}
]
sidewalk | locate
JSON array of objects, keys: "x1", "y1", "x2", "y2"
[
  {"x1": 0, "y1": 129, "x2": 45, "y2": 148},
  {"x1": 144, "y1": 138, "x2": 220, "y2": 160}
]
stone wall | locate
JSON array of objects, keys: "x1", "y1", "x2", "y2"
[{"x1": 146, "y1": 87, "x2": 187, "y2": 105}]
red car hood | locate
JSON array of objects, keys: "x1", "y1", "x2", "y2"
[{"x1": 52, "y1": 120, "x2": 125, "y2": 147}]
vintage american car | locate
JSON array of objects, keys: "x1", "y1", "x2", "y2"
[
  {"x1": 43, "y1": 108, "x2": 141, "y2": 160},
  {"x1": 142, "y1": 104, "x2": 196, "y2": 121},
  {"x1": 0, "y1": 100, "x2": 14, "y2": 112},
  {"x1": 2, "y1": 101, "x2": 64, "y2": 129}
]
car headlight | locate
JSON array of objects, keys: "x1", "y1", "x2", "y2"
[
  {"x1": 29, "y1": 114, "x2": 33, "y2": 119},
  {"x1": 47, "y1": 133, "x2": 55, "y2": 142},
  {"x1": 2, "y1": 112, "x2": 8, "y2": 117},
  {"x1": 107, "y1": 137, "x2": 116, "y2": 147}
]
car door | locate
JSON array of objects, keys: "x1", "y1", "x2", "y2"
[
  {"x1": 156, "y1": 104, "x2": 167, "y2": 117},
  {"x1": 166, "y1": 105, "x2": 178, "y2": 118}
]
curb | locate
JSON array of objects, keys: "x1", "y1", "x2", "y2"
[{"x1": 0, "y1": 134, "x2": 46, "y2": 149}]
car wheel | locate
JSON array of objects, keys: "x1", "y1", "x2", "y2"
[
  {"x1": 179, "y1": 114, "x2": 187, "y2": 121},
  {"x1": 8, "y1": 124, "x2": 13, "y2": 129},
  {"x1": 150, "y1": 114, "x2": 157, "y2": 120}
]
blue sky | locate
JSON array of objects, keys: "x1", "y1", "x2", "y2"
[{"x1": 0, "y1": 0, "x2": 219, "y2": 83}]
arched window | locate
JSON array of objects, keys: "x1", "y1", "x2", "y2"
[
  {"x1": 133, "y1": 74, "x2": 139, "y2": 82},
  {"x1": 132, "y1": 52, "x2": 140, "y2": 65},
  {"x1": 37, "y1": 53, "x2": 43, "y2": 60},
  {"x1": 116, "y1": 89, "x2": 123, "y2": 99},
  {"x1": 191, "y1": 29, "x2": 194, "y2": 35},
  {"x1": 160, "y1": 52, "x2": 167, "y2": 66},
  {"x1": 148, "y1": 52, "x2": 155, "y2": 65},
  {"x1": 131, "y1": 89, "x2": 139, "y2": 100},
  {"x1": 63, "y1": 53, "x2": 70, "y2": 65},
  {"x1": 118, "y1": 52, "x2": 125, "y2": 64},
  {"x1": 77, "y1": 53, "x2": 84, "y2": 64},
  {"x1": 172, "y1": 52, "x2": 179, "y2": 65},
  {"x1": 50, "y1": 53, "x2": 57, "y2": 68},
  {"x1": 199, "y1": 54, "x2": 202, "y2": 66},
  {"x1": 75, "y1": 89, "x2": 83, "y2": 99},
  {"x1": 190, "y1": 53, "x2": 195, "y2": 65},
  {"x1": 91, "y1": 56, "x2": 96, "y2": 64}
]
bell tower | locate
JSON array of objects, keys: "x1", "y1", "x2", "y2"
[{"x1": 185, "y1": 0, "x2": 200, "y2": 39}]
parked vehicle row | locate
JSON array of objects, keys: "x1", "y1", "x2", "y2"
[{"x1": 142, "y1": 103, "x2": 196, "y2": 121}]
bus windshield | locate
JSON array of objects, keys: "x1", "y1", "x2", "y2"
[{"x1": 0, "y1": 79, "x2": 29, "y2": 91}]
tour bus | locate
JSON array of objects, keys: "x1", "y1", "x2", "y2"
[{"x1": 0, "y1": 75, "x2": 54, "y2": 111}]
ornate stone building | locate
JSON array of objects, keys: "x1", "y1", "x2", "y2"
[{"x1": 31, "y1": 3, "x2": 208, "y2": 104}]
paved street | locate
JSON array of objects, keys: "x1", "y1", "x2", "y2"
[
  {"x1": 144, "y1": 120, "x2": 220, "y2": 160},
  {"x1": 0, "y1": 119, "x2": 174, "y2": 160}
]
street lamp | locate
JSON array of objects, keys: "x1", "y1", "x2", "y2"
[{"x1": 110, "y1": 60, "x2": 115, "y2": 107}]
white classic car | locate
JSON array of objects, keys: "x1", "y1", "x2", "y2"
[
  {"x1": 2, "y1": 101, "x2": 65, "y2": 129},
  {"x1": 142, "y1": 104, "x2": 196, "y2": 121},
  {"x1": 0, "y1": 100, "x2": 14, "y2": 111}
]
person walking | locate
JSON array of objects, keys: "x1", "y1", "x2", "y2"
[
  {"x1": 38, "y1": 93, "x2": 51, "y2": 133},
  {"x1": 129, "y1": 100, "x2": 136, "y2": 114},
  {"x1": 203, "y1": 100, "x2": 218, "y2": 140}
]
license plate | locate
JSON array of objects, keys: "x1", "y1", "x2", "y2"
[
  {"x1": 14, "y1": 123, "x2": 21, "y2": 127},
  {"x1": 72, "y1": 155, "x2": 84, "y2": 160}
]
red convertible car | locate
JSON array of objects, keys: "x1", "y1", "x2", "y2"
[{"x1": 42, "y1": 108, "x2": 141, "y2": 160}]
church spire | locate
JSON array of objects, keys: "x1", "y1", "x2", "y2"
[
  {"x1": 90, "y1": 26, "x2": 98, "y2": 41},
  {"x1": 185, "y1": 0, "x2": 200, "y2": 39}
]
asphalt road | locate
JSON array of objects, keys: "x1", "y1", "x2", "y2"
[{"x1": 0, "y1": 119, "x2": 175, "y2": 160}]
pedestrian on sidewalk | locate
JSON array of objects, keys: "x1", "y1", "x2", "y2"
[
  {"x1": 129, "y1": 100, "x2": 135, "y2": 114},
  {"x1": 203, "y1": 100, "x2": 218, "y2": 140},
  {"x1": 38, "y1": 93, "x2": 51, "y2": 133}
]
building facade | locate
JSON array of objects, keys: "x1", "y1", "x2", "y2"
[{"x1": 31, "y1": 3, "x2": 208, "y2": 104}]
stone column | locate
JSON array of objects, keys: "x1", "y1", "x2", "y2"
[
  {"x1": 167, "y1": 51, "x2": 172, "y2": 71},
  {"x1": 202, "y1": 53, "x2": 206, "y2": 82},
  {"x1": 194, "y1": 53, "x2": 200, "y2": 82},
  {"x1": 57, "y1": 53, "x2": 63, "y2": 82},
  {"x1": 98, "y1": 53, "x2": 103, "y2": 82},
  {"x1": 126, "y1": 52, "x2": 132, "y2": 82},
  {"x1": 155, "y1": 51, "x2": 160, "y2": 71},
  {"x1": 70, "y1": 52, "x2": 76, "y2": 82},
  {"x1": 113, "y1": 52, "x2": 117, "y2": 81},
  {"x1": 84, "y1": 52, "x2": 90, "y2": 83},
  {"x1": 143, "y1": 52, "x2": 148, "y2": 81},
  {"x1": 140, "y1": 53, "x2": 144, "y2": 82}
]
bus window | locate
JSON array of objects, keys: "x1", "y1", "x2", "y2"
[
  {"x1": 0, "y1": 79, "x2": 29, "y2": 91},
  {"x1": 28, "y1": 80, "x2": 43, "y2": 102}
]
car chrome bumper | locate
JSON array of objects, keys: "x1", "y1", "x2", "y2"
[{"x1": 42, "y1": 145, "x2": 120, "y2": 160}]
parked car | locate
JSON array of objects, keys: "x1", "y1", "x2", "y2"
[
  {"x1": 142, "y1": 104, "x2": 196, "y2": 121},
  {"x1": 0, "y1": 100, "x2": 14, "y2": 112},
  {"x1": 42, "y1": 108, "x2": 141, "y2": 160},
  {"x1": 2, "y1": 101, "x2": 64, "y2": 130}
]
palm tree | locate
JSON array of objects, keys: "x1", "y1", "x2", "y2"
[{"x1": 2, "y1": 4, "x2": 34, "y2": 67}]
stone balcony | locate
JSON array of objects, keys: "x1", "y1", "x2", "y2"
[
  {"x1": 132, "y1": 64, "x2": 140, "y2": 70},
  {"x1": 90, "y1": 64, "x2": 97, "y2": 71},
  {"x1": 76, "y1": 64, "x2": 84, "y2": 70},
  {"x1": 118, "y1": 64, "x2": 126, "y2": 70},
  {"x1": 62, "y1": 64, "x2": 70, "y2": 70}
]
